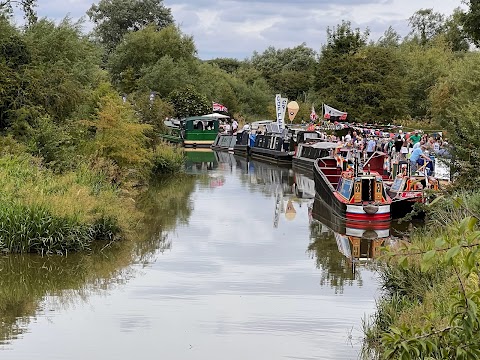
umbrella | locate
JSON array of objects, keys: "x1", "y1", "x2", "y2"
[{"x1": 201, "y1": 113, "x2": 230, "y2": 119}]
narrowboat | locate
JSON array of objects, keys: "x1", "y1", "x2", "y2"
[
  {"x1": 233, "y1": 120, "x2": 275, "y2": 157},
  {"x1": 211, "y1": 133, "x2": 237, "y2": 151},
  {"x1": 250, "y1": 125, "x2": 322, "y2": 166},
  {"x1": 387, "y1": 173, "x2": 439, "y2": 219},
  {"x1": 249, "y1": 123, "x2": 291, "y2": 165},
  {"x1": 313, "y1": 153, "x2": 392, "y2": 222},
  {"x1": 292, "y1": 141, "x2": 339, "y2": 173},
  {"x1": 161, "y1": 116, "x2": 220, "y2": 148}
]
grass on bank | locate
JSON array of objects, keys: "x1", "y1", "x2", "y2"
[
  {"x1": 363, "y1": 191, "x2": 480, "y2": 359},
  {"x1": 0, "y1": 125, "x2": 188, "y2": 254},
  {"x1": 0, "y1": 153, "x2": 139, "y2": 254}
]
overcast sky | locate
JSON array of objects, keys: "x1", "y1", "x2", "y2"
[{"x1": 20, "y1": 0, "x2": 464, "y2": 59}]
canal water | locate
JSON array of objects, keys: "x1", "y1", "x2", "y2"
[{"x1": 0, "y1": 151, "x2": 397, "y2": 360}]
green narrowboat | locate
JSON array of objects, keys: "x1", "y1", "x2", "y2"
[{"x1": 161, "y1": 116, "x2": 220, "y2": 148}]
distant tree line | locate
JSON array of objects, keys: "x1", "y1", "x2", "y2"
[{"x1": 1, "y1": 0, "x2": 480, "y2": 183}]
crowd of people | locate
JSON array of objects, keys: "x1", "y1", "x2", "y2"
[{"x1": 314, "y1": 127, "x2": 451, "y2": 177}]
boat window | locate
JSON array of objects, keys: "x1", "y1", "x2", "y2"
[
  {"x1": 390, "y1": 178, "x2": 404, "y2": 192},
  {"x1": 338, "y1": 178, "x2": 354, "y2": 199},
  {"x1": 303, "y1": 133, "x2": 319, "y2": 140}
]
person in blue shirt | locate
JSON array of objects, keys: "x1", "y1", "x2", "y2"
[{"x1": 410, "y1": 145, "x2": 430, "y2": 173}]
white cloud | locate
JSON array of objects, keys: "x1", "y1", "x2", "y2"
[{"x1": 18, "y1": 0, "x2": 465, "y2": 59}]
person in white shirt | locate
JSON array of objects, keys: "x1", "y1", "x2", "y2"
[
  {"x1": 344, "y1": 131, "x2": 352, "y2": 142},
  {"x1": 366, "y1": 137, "x2": 376, "y2": 158},
  {"x1": 232, "y1": 119, "x2": 238, "y2": 134}
]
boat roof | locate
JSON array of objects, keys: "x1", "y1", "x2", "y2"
[
  {"x1": 183, "y1": 116, "x2": 221, "y2": 122},
  {"x1": 251, "y1": 120, "x2": 275, "y2": 125},
  {"x1": 310, "y1": 141, "x2": 340, "y2": 149}
]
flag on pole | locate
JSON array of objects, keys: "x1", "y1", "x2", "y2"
[
  {"x1": 213, "y1": 102, "x2": 228, "y2": 113},
  {"x1": 310, "y1": 105, "x2": 318, "y2": 121},
  {"x1": 323, "y1": 104, "x2": 347, "y2": 120}
]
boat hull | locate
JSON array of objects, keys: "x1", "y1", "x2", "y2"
[
  {"x1": 292, "y1": 157, "x2": 315, "y2": 173},
  {"x1": 211, "y1": 134, "x2": 237, "y2": 151},
  {"x1": 390, "y1": 198, "x2": 425, "y2": 219},
  {"x1": 250, "y1": 147, "x2": 292, "y2": 165},
  {"x1": 233, "y1": 144, "x2": 250, "y2": 157},
  {"x1": 313, "y1": 158, "x2": 391, "y2": 221}
]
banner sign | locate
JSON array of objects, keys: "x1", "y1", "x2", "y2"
[{"x1": 275, "y1": 94, "x2": 288, "y2": 130}]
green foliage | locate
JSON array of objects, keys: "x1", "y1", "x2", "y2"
[
  {"x1": 84, "y1": 93, "x2": 153, "y2": 179},
  {"x1": 444, "y1": 8, "x2": 470, "y2": 52},
  {"x1": 168, "y1": 85, "x2": 210, "y2": 118},
  {"x1": 377, "y1": 26, "x2": 401, "y2": 48},
  {"x1": 0, "y1": 201, "x2": 91, "y2": 254},
  {"x1": 430, "y1": 52, "x2": 480, "y2": 185},
  {"x1": 138, "y1": 56, "x2": 194, "y2": 97},
  {"x1": 130, "y1": 90, "x2": 174, "y2": 132},
  {"x1": 151, "y1": 142, "x2": 184, "y2": 175},
  {"x1": 364, "y1": 191, "x2": 480, "y2": 359},
  {"x1": 0, "y1": 153, "x2": 142, "y2": 254},
  {"x1": 408, "y1": 8, "x2": 446, "y2": 46},
  {"x1": 323, "y1": 20, "x2": 369, "y2": 56},
  {"x1": 87, "y1": 0, "x2": 174, "y2": 54},
  {"x1": 315, "y1": 45, "x2": 408, "y2": 123},
  {"x1": 28, "y1": 116, "x2": 76, "y2": 172},
  {"x1": 0, "y1": 0, "x2": 37, "y2": 26},
  {"x1": 250, "y1": 43, "x2": 315, "y2": 99},
  {"x1": 108, "y1": 25, "x2": 196, "y2": 93},
  {"x1": 401, "y1": 39, "x2": 454, "y2": 119},
  {"x1": 461, "y1": 0, "x2": 480, "y2": 47},
  {"x1": 206, "y1": 58, "x2": 243, "y2": 74}
]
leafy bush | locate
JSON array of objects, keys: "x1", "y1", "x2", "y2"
[{"x1": 151, "y1": 142, "x2": 184, "y2": 175}]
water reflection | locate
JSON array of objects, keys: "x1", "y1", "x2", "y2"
[
  {"x1": 0, "y1": 251, "x2": 134, "y2": 345},
  {"x1": 308, "y1": 195, "x2": 401, "y2": 293},
  {"x1": 0, "y1": 174, "x2": 197, "y2": 346},
  {"x1": 1, "y1": 151, "x2": 380, "y2": 360}
]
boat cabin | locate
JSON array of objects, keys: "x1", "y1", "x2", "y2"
[
  {"x1": 389, "y1": 174, "x2": 439, "y2": 197},
  {"x1": 336, "y1": 171, "x2": 389, "y2": 205},
  {"x1": 182, "y1": 117, "x2": 219, "y2": 132},
  {"x1": 295, "y1": 141, "x2": 338, "y2": 160}
]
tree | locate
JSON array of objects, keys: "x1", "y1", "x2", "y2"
[
  {"x1": 130, "y1": 90, "x2": 173, "y2": 133},
  {"x1": 206, "y1": 58, "x2": 243, "y2": 74},
  {"x1": 444, "y1": 8, "x2": 470, "y2": 52},
  {"x1": 400, "y1": 39, "x2": 454, "y2": 119},
  {"x1": 108, "y1": 25, "x2": 196, "y2": 93},
  {"x1": 323, "y1": 20, "x2": 369, "y2": 56},
  {"x1": 315, "y1": 45, "x2": 408, "y2": 123},
  {"x1": 250, "y1": 43, "x2": 316, "y2": 99},
  {"x1": 408, "y1": 9, "x2": 446, "y2": 46},
  {"x1": 377, "y1": 26, "x2": 401, "y2": 48},
  {"x1": 22, "y1": 18, "x2": 103, "y2": 122},
  {"x1": 84, "y1": 93, "x2": 153, "y2": 178},
  {"x1": 461, "y1": 0, "x2": 480, "y2": 47},
  {"x1": 87, "y1": 0, "x2": 174, "y2": 53},
  {"x1": 168, "y1": 86, "x2": 210, "y2": 118},
  {"x1": 430, "y1": 52, "x2": 480, "y2": 185},
  {"x1": 0, "y1": 0, "x2": 37, "y2": 25}
]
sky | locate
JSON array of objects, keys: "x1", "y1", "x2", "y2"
[{"x1": 15, "y1": 0, "x2": 464, "y2": 59}]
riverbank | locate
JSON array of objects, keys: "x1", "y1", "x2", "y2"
[
  {"x1": 0, "y1": 140, "x2": 185, "y2": 254},
  {"x1": 363, "y1": 192, "x2": 480, "y2": 359}
]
